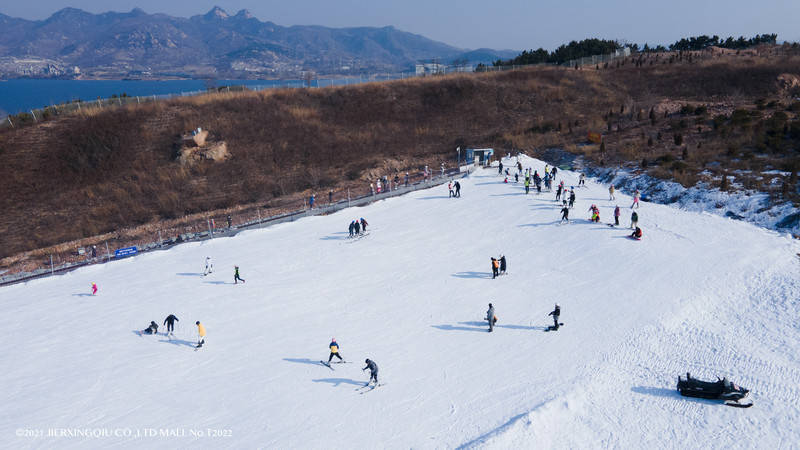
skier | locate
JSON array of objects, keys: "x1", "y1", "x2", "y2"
[
  {"x1": 631, "y1": 226, "x2": 643, "y2": 239},
  {"x1": 552, "y1": 166, "x2": 558, "y2": 179},
  {"x1": 327, "y1": 338, "x2": 344, "y2": 364},
  {"x1": 491, "y1": 257, "x2": 500, "y2": 279},
  {"x1": 454, "y1": 181, "x2": 461, "y2": 197},
  {"x1": 141, "y1": 320, "x2": 159, "y2": 335},
  {"x1": 498, "y1": 161, "x2": 504, "y2": 175},
  {"x1": 448, "y1": 181, "x2": 454, "y2": 198},
  {"x1": 514, "y1": 173, "x2": 519, "y2": 183},
  {"x1": 195, "y1": 321, "x2": 206, "y2": 348},
  {"x1": 234, "y1": 266, "x2": 245, "y2": 284},
  {"x1": 499, "y1": 255, "x2": 507, "y2": 275},
  {"x1": 609, "y1": 185, "x2": 616, "y2": 200},
  {"x1": 91, "y1": 282, "x2": 98, "y2": 295},
  {"x1": 569, "y1": 189, "x2": 576, "y2": 208},
  {"x1": 362, "y1": 358, "x2": 379, "y2": 386},
  {"x1": 631, "y1": 189, "x2": 641, "y2": 209},
  {"x1": 579, "y1": 173, "x2": 586, "y2": 186},
  {"x1": 614, "y1": 205, "x2": 621, "y2": 226},
  {"x1": 163, "y1": 314, "x2": 179, "y2": 337},
  {"x1": 548, "y1": 304, "x2": 561, "y2": 330},
  {"x1": 556, "y1": 184, "x2": 563, "y2": 202},
  {"x1": 354, "y1": 219, "x2": 361, "y2": 235},
  {"x1": 486, "y1": 303, "x2": 496, "y2": 332},
  {"x1": 309, "y1": 194, "x2": 315, "y2": 209},
  {"x1": 203, "y1": 256, "x2": 213, "y2": 276},
  {"x1": 360, "y1": 218, "x2": 368, "y2": 232},
  {"x1": 517, "y1": 161, "x2": 523, "y2": 174},
  {"x1": 589, "y1": 204, "x2": 600, "y2": 223},
  {"x1": 348, "y1": 220, "x2": 355, "y2": 237},
  {"x1": 631, "y1": 211, "x2": 639, "y2": 229},
  {"x1": 560, "y1": 205, "x2": 570, "y2": 223},
  {"x1": 524, "y1": 178, "x2": 530, "y2": 194}
]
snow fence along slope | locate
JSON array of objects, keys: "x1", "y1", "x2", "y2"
[{"x1": 0, "y1": 156, "x2": 798, "y2": 449}]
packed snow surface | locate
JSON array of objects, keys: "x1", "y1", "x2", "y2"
[{"x1": 1, "y1": 156, "x2": 799, "y2": 449}]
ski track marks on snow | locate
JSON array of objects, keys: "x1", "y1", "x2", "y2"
[{"x1": 1, "y1": 156, "x2": 799, "y2": 449}]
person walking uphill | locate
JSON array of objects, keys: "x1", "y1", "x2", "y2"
[
  {"x1": 195, "y1": 321, "x2": 206, "y2": 348},
  {"x1": 491, "y1": 257, "x2": 500, "y2": 279},
  {"x1": 609, "y1": 185, "x2": 616, "y2": 200},
  {"x1": 631, "y1": 189, "x2": 641, "y2": 209},
  {"x1": 614, "y1": 205, "x2": 621, "y2": 226},
  {"x1": 486, "y1": 303, "x2": 496, "y2": 332},
  {"x1": 163, "y1": 314, "x2": 179, "y2": 337},
  {"x1": 363, "y1": 359, "x2": 379, "y2": 386},
  {"x1": 327, "y1": 338, "x2": 343, "y2": 364},
  {"x1": 234, "y1": 266, "x2": 245, "y2": 284}
]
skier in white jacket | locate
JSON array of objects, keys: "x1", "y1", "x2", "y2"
[{"x1": 203, "y1": 256, "x2": 213, "y2": 276}]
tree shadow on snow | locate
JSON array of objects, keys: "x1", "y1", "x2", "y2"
[
  {"x1": 203, "y1": 281, "x2": 231, "y2": 285},
  {"x1": 451, "y1": 271, "x2": 493, "y2": 279},
  {"x1": 490, "y1": 192, "x2": 525, "y2": 197},
  {"x1": 72, "y1": 293, "x2": 94, "y2": 297},
  {"x1": 312, "y1": 378, "x2": 365, "y2": 387},
  {"x1": 284, "y1": 358, "x2": 323, "y2": 366},
  {"x1": 176, "y1": 272, "x2": 204, "y2": 276}
]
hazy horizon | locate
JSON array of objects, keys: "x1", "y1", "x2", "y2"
[{"x1": 1, "y1": 1, "x2": 798, "y2": 51}]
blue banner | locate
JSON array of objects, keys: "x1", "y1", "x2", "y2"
[{"x1": 114, "y1": 246, "x2": 138, "y2": 258}]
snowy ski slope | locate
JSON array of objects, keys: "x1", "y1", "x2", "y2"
[{"x1": 1, "y1": 156, "x2": 799, "y2": 449}]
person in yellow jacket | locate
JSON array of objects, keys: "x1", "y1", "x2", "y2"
[
  {"x1": 195, "y1": 321, "x2": 206, "y2": 348},
  {"x1": 327, "y1": 338, "x2": 344, "y2": 364}
]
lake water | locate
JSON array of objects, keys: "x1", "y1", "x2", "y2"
[{"x1": 0, "y1": 77, "x2": 377, "y2": 117}]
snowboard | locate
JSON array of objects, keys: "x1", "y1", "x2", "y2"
[
  {"x1": 629, "y1": 235, "x2": 642, "y2": 241},
  {"x1": 357, "y1": 382, "x2": 386, "y2": 393},
  {"x1": 544, "y1": 322, "x2": 565, "y2": 332}
]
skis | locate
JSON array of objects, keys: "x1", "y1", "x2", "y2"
[
  {"x1": 319, "y1": 361, "x2": 334, "y2": 370},
  {"x1": 726, "y1": 401, "x2": 753, "y2": 408},
  {"x1": 357, "y1": 382, "x2": 386, "y2": 393}
]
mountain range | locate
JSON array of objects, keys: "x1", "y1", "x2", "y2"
[{"x1": 0, "y1": 7, "x2": 518, "y2": 78}]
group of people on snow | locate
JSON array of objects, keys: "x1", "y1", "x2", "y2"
[
  {"x1": 323, "y1": 338, "x2": 380, "y2": 387},
  {"x1": 140, "y1": 315, "x2": 206, "y2": 348},
  {"x1": 490, "y1": 255, "x2": 507, "y2": 279},
  {"x1": 447, "y1": 180, "x2": 462, "y2": 198},
  {"x1": 483, "y1": 302, "x2": 562, "y2": 333},
  {"x1": 348, "y1": 218, "x2": 369, "y2": 237}
]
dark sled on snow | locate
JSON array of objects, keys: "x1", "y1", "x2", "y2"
[{"x1": 677, "y1": 373, "x2": 752, "y2": 407}]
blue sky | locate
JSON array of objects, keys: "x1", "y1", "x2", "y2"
[{"x1": 2, "y1": 0, "x2": 797, "y2": 50}]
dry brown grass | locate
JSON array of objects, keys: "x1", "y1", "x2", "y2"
[{"x1": 1, "y1": 50, "x2": 799, "y2": 262}]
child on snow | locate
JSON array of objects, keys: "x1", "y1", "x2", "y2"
[
  {"x1": 486, "y1": 303, "x2": 497, "y2": 332},
  {"x1": 491, "y1": 258, "x2": 500, "y2": 279},
  {"x1": 548, "y1": 304, "x2": 561, "y2": 330},
  {"x1": 328, "y1": 338, "x2": 344, "y2": 364},
  {"x1": 631, "y1": 227, "x2": 643, "y2": 239},
  {"x1": 203, "y1": 256, "x2": 213, "y2": 276},
  {"x1": 91, "y1": 282, "x2": 98, "y2": 295},
  {"x1": 141, "y1": 321, "x2": 159, "y2": 335},
  {"x1": 234, "y1": 266, "x2": 245, "y2": 284}
]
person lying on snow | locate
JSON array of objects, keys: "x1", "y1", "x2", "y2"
[{"x1": 631, "y1": 226, "x2": 643, "y2": 239}]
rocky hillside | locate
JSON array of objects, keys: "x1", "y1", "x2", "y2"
[{"x1": 0, "y1": 7, "x2": 515, "y2": 78}]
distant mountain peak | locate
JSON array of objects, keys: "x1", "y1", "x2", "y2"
[
  {"x1": 234, "y1": 9, "x2": 255, "y2": 20},
  {"x1": 205, "y1": 6, "x2": 229, "y2": 19}
]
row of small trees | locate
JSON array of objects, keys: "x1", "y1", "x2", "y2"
[{"x1": 493, "y1": 34, "x2": 781, "y2": 68}]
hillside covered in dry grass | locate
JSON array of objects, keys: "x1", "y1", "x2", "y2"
[{"x1": 1, "y1": 48, "x2": 799, "y2": 260}]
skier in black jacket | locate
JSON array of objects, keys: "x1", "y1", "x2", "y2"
[
  {"x1": 348, "y1": 221, "x2": 355, "y2": 237},
  {"x1": 499, "y1": 255, "x2": 507, "y2": 275},
  {"x1": 163, "y1": 314, "x2": 179, "y2": 336},
  {"x1": 548, "y1": 304, "x2": 561, "y2": 330},
  {"x1": 454, "y1": 181, "x2": 461, "y2": 197},
  {"x1": 141, "y1": 321, "x2": 159, "y2": 335},
  {"x1": 363, "y1": 359, "x2": 379, "y2": 386},
  {"x1": 560, "y1": 206, "x2": 570, "y2": 223}
]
